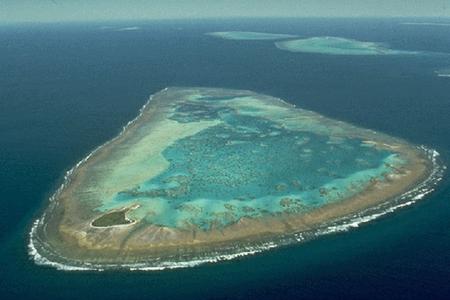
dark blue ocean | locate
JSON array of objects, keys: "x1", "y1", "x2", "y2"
[{"x1": 0, "y1": 18, "x2": 449, "y2": 299}]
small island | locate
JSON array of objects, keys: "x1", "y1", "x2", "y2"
[{"x1": 31, "y1": 87, "x2": 436, "y2": 270}]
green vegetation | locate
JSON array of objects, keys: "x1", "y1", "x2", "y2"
[{"x1": 91, "y1": 210, "x2": 132, "y2": 227}]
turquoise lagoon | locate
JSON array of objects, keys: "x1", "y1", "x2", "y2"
[
  {"x1": 87, "y1": 88, "x2": 407, "y2": 229},
  {"x1": 116, "y1": 99, "x2": 395, "y2": 228}
]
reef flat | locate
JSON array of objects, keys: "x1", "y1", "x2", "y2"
[
  {"x1": 207, "y1": 31, "x2": 297, "y2": 40},
  {"x1": 31, "y1": 87, "x2": 435, "y2": 269},
  {"x1": 275, "y1": 36, "x2": 417, "y2": 55}
]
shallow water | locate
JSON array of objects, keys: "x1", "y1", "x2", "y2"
[
  {"x1": 99, "y1": 91, "x2": 403, "y2": 230},
  {"x1": 274, "y1": 36, "x2": 417, "y2": 55},
  {"x1": 1, "y1": 18, "x2": 450, "y2": 299}
]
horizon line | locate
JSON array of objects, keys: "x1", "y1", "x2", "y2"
[{"x1": 1, "y1": 15, "x2": 450, "y2": 26}]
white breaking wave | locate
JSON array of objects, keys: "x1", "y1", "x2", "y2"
[
  {"x1": 116, "y1": 26, "x2": 141, "y2": 32},
  {"x1": 314, "y1": 147, "x2": 445, "y2": 236},
  {"x1": 401, "y1": 22, "x2": 450, "y2": 27},
  {"x1": 29, "y1": 220, "x2": 97, "y2": 271},
  {"x1": 28, "y1": 89, "x2": 446, "y2": 272},
  {"x1": 29, "y1": 89, "x2": 168, "y2": 271}
]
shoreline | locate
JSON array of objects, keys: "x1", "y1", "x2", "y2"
[{"x1": 29, "y1": 87, "x2": 446, "y2": 271}]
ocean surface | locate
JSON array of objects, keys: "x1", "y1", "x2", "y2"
[{"x1": 0, "y1": 18, "x2": 449, "y2": 299}]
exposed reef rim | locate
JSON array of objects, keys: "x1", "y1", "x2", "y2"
[{"x1": 29, "y1": 87, "x2": 445, "y2": 271}]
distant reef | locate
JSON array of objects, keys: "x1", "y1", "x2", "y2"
[
  {"x1": 275, "y1": 36, "x2": 418, "y2": 55},
  {"x1": 206, "y1": 31, "x2": 297, "y2": 40},
  {"x1": 208, "y1": 31, "x2": 419, "y2": 56}
]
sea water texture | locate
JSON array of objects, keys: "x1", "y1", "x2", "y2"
[{"x1": 30, "y1": 87, "x2": 444, "y2": 271}]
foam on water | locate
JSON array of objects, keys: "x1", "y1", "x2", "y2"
[
  {"x1": 435, "y1": 68, "x2": 450, "y2": 78},
  {"x1": 116, "y1": 26, "x2": 141, "y2": 32}
]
